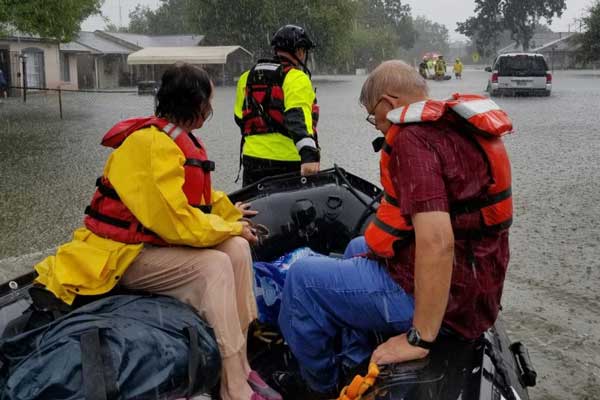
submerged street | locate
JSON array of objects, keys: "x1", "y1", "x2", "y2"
[{"x1": 1, "y1": 68, "x2": 599, "y2": 398}]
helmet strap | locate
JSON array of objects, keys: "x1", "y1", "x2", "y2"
[
  {"x1": 274, "y1": 50, "x2": 312, "y2": 78},
  {"x1": 291, "y1": 49, "x2": 312, "y2": 78}
]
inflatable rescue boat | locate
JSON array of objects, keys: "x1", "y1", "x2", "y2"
[{"x1": 0, "y1": 167, "x2": 536, "y2": 400}]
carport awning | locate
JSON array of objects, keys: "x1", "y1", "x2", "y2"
[{"x1": 127, "y1": 46, "x2": 252, "y2": 65}]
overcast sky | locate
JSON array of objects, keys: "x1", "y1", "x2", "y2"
[{"x1": 82, "y1": 0, "x2": 595, "y2": 40}]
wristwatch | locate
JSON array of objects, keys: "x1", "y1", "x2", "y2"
[{"x1": 406, "y1": 327, "x2": 434, "y2": 350}]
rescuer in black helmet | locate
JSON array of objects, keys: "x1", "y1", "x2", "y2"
[
  {"x1": 234, "y1": 24, "x2": 320, "y2": 186},
  {"x1": 270, "y1": 24, "x2": 315, "y2": 76}
]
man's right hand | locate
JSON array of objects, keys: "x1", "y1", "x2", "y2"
[
  {"x1": 240, "y1": 221, "x2": 258, "y2": 245},
  {"x1": 301, "y1": 162, "x2": 320, "y2": 176}
]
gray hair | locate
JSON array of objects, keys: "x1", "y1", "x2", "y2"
[{"x1": 359, "y1": 60, "x2": 428, "y2": 111}]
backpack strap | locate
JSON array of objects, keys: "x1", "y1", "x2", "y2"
[
  {"x1": 80, "y1": 328, "x2": 119, "y2": 400},
  {"x1": 184, "y1": 326, "x2": 201, "y2": 399}
]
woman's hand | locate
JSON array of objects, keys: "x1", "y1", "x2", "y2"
[
  {"x1": 240, "y1": 221, "x2": 259, "y2": 245},
  {"x1": 235, "y1": 202, "x2": 259, "y2": 217},
  {"x1": 370, "y1": 333, "x2": 429, "y2": 365}
]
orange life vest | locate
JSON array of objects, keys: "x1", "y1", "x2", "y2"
[
  {"x1": 365, "y1": 93, "x2": 513, "y2": 258},
  {"x1": 84, "y1": 116, "x2": 214, "y2": 245}
]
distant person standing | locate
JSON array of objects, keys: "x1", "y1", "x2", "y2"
[
  {"x1": 0, "y1": 69, "x2": 8, "y2": 99},
  {"x1": 435, "y1": 56, "x2": 447, "y2": 80},
  {"x1": 453, "y1": 58, "x2": 463, "y2": 79},
  {"x1": 418, "y1": 58, "x2": 428, "y2": 79},
  {"x1": 426, "y1": 58, "x2": 434, "y2": 73},
  {"x1": 234, "y1": 25, "x2": 320, "y2": 186}
]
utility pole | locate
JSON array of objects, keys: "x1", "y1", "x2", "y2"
[{"x1": 118, "y1": 0, "x2": 122, "y2": 29}]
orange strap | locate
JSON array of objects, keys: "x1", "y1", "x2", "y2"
[{"x1": 337, "y1": 363, "x2": 380, "y2": 400}]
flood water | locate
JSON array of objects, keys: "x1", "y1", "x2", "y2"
[{"x1": 1, "y1": 69, "x2": 599, "y2": 399}]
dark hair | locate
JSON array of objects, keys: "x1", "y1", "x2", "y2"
[{"x1": 155, "y1": 63, "x2": 213, "y2": 125}]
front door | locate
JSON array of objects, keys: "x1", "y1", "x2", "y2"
[{"x1": 23, "y1": 48, "x2": 45, "y2": 89}]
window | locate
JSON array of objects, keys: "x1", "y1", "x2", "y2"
[
  {"x1": 60, "y1": 53, "x2": 70, "y2": 82},
  {"x1": 497, "y1": 55, "x2": 548, "y2": 77}
]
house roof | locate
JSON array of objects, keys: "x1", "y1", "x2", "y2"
[
  {"x1": 97, "y1": 31, "x2": 204, "y2": 49},
  {"x1": 59, "y1": 41, "x2": 92, "y2": 53},
  {"x1": 127, "y1": 46, "x2": 252, "y2": 65},
  {"x1": 0, "y1": 31, "x2": 57, "y2": 43},
  {"x1": 498, "y1": 32, "x2": 574, "y2": 54},
  {"x1": 533, "y1": 33, "x2": 580, "y2": 52},
  {"x1": 73, "y1": 31, "x2": 133, "y2": 54}
]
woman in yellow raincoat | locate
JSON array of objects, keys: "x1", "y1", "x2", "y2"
[{"x1": 34, "y1": 64, "x2": 281, "y2": 400}]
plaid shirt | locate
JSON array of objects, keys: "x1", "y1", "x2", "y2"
[{"x1": 385, "y1": 120, "x2": 510, "y2": 340}]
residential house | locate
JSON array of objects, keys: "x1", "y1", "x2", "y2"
[
  {"x1": 70, "y1": 31, "x2": 204, "y2": 88},
  {"x1": 0, "y1": 32, "x2": 81, "y2": 95},
  {"x1": 498, "y1": 32, "x2": 581, "y2": 70}
]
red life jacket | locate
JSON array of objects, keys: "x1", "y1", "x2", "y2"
[
  {"x1": 84, "y1": 116, "x2": 215, "y2": 245},
  {"x1": 365, "y1": 93, "x2": 513, "y2": 258},
  {"x1": 242, "y1": 59, "x2": 319, "y2": 137}
]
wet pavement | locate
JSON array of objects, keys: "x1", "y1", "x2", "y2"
[{"x1": 1, "y1": 69, "x2": 600, "y2": 398}]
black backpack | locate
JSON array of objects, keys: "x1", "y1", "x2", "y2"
[{"x1": 0, "y1": 294, "x2": 220, "y2": 400}]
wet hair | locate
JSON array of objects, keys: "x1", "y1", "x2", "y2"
[
  {"x1": 360, "y1": 60, "x2": 428, "y2": 111},
  {"x1": 155, "y1": 63, "x2": 213, "y2": 125}
]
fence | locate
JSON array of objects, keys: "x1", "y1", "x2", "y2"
[{"x1": 7, "y1": 86, "x2": 147, "y2": 119}]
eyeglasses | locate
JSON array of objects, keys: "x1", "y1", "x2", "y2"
[
  {"x1": 201, "y1": 103, "x2": 213, "y2": 122},
  {"x1": 365, "y1": 95, "x2": 398, "y2": 126}
]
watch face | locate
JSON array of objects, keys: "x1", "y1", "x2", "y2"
[{"x1": 407, "y1": 327, "x2": 419, "y2": 345}]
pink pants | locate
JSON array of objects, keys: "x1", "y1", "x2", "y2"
[{"x1": 120, "y1": 236, "x2": 257, "y2": 357}]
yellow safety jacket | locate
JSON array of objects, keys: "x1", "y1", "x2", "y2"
[
  {"x1": 35, "y1": 126, "x2": 243, "y2": 304},
  {"x1": 435, "y1": 60, "x2": 447, "y2": 74},
  {"x1": 454, "y1": 62, "x2": 463, "y2": 73},
  {"x1": 234, "y1": 66, "x2": 317, "y2": 162}
]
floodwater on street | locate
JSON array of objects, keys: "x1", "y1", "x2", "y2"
[{"x1": 1, "y1": 68, "x2": 599, "y2": 399}]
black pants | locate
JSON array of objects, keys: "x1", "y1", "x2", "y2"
[{"x1": 242, "y1": 155, "x2": 301, "y2": 187}]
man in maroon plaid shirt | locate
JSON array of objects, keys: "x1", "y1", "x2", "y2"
[{"x1": 278, "y1": 60, "x2": 512, "y2": 397}]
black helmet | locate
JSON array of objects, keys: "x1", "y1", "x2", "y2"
[{"x1": 271, "y1": 25, "x2": 315, "y2": 52}]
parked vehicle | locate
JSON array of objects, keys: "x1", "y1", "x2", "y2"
[{"x1": 485, "y1": 53, "x2": 552, "y2": 97}]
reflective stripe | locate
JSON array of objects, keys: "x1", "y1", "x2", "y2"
[
  {"x1": 163, "y1": 123, "x2": 175, "y2": 134},
  {"x1": 386, "y1": 101, "x2": 427, "y2": 124},
  {"x1": 169, "y1": 127, "x2": 184, "y2": 141},
  {"x1": 386, "y1": 108, "x2": 403, "y2": 124},
  {"x1": 162, "y1": 123, "x2": 185, "y2": 141},
  {"x1": 296, "y1": 137, "x2": 317, "y2": 151},
  {"x1": 402, "y1": 101, "x2": 426, "y2": 123},
  {"x1": 451, "y1": 99, "x2": 500, "y2": 120}
]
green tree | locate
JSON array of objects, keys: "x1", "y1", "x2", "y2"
[
  {"x1": 350, "y1": 0, "x2": 416, "y2": 69},
  {"x1": 577, "y1": 1, "x2": 600, "y2": 62},
  {"x1": 126, "y1": 0, "x2": 355, "y2": 69},
  {"x1": 502, "y1": 0, "x2": 566, "y2": 50},
  {"x1": 0, "y1": 0, "x2": 103, "y2": 40},
  {"x1": 127, "y1": 1, "x2": 196, "y2": 35},
  {"x1": 458, "y1": 0, "x2": 566, "y2": 53},
  {"x1": 457, "y1": 0, "x2": 504, "y2": 58},
  {"x1": 104, "y1": 22, "x2": 129, "y2": 33},
  {"x1": 397, "y1": 16, "x2": 450, "y2": 64}
]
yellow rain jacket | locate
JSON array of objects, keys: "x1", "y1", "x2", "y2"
[
  {"x1": 35, "y1": 126, "x2": 243, "y2": 304},
  {"x1": 234, "y1": 67, "x2": 316, "y2": 162},
  {"x1": 454, "y1": 61, "x2": 463, "y2": 74}
]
